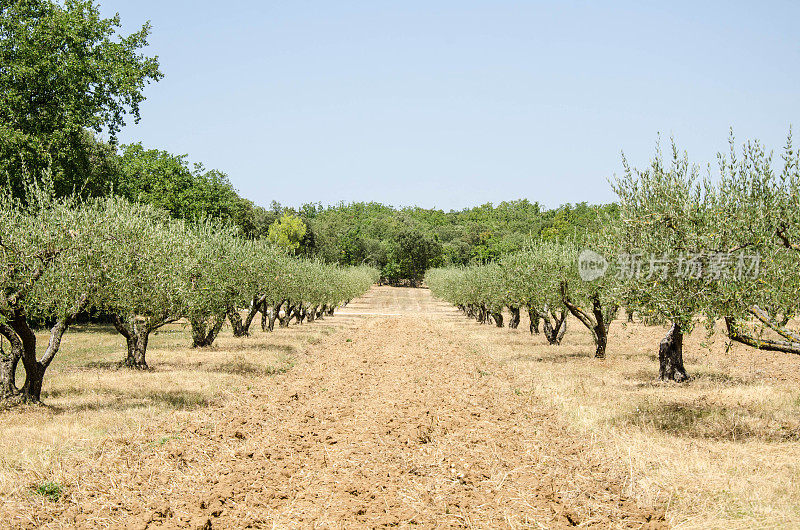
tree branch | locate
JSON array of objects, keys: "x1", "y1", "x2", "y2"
[
  {"x1": 725, "y1": 316, "x2": 800, "y2": 356},
  {"x1": 776, "y1": 223, "x2": 800, "y2": 252},
  {"x1": 749, "y1": 306, "x2": 800, "y2": 343},
  {"x1": 41, "y1": 292, "x2": 89, "y2": 368}
]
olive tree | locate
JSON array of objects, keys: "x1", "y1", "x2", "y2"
[
  {"x1": 714, "y1": 133, "x2": 800, "y2": 354},
  {"x1": 611, "y1": 139, "x2": 771, "y2": 381},
  {"x1": 99, "y1": 211, "x2": 188, "y2": 369},
  {"x1": 183, "y1": 221, "x2": 240, "y2": 347},
  {"x1": 559, "y1": 237, "x2": 620, "y2": 359},
  {"x1": 226, "y1": 239, "x2": 286, "y2": 337},
  {"x1": 0, "y1": 189, "x2": 171, "y2": 400},
  {"x1": 501, "y1": 243, "x2": 570, "y2": 345},
  {"x1": 0, "y1": 187, "x2": 91, "y2": 401}
]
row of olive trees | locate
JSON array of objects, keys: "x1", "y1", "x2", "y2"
[
  {"x1": 427, "y1": 132, "x2": 800, "y2": 382},
  {"x1": 425, "y1": 241, "x2": 616, "y2": 358},
  {"x1": 0, "y1": 188, "x2": 378, "y2": 403}
]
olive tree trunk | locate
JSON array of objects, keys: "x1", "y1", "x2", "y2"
[
  {"x1": 191, "y1": 314, "x2": 226, "y2": 348},
  {"x1": 561, "y1": 284, "x2": 617, "y2": 359},
  {"x1": 491, "y1": 311, "x2": 504, "y2": 328},
  {"x1": 659, "y1": 323, "x2": 689, "y2": 382},
  {"x1": 527, "y1": 306, "x2": 540, "y2": 334},
  {"x1": 0, "y1": 323, "x2": 22, "y2": 399},
  {"x1": 279, "y1": 303, "x2": 295, "y2": 328},
  {"x1": 228, "y1": 295, "x2": 267, "y2": 337},
  {"x1": 266, "y1": 301, "x2": 284, "y2": 331},
  {"x1": 113, "y1": 316, "x2": 150, "y2": 369},
  {"x1": 1, "y1": 294, "x2": 88, "y2": 403},
  {"x1": 540, "y1": 309, "x2": 567, "y2": 345},
  {"x1": 227, "y1": 304, "x2": 245, "y2": 337},
  {"x1": 508, "y1": 306, "x2": 521, "y2": 329}
]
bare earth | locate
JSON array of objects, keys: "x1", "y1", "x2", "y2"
[{"x1": 3, "y1": 287, "x2": 663, "y2": 528}]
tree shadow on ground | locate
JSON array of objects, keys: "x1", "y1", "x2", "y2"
[
  {"x1": 616, "y1": 399, "x2": 800, "y2": 442},
  {"x1": 211, "y1": 356, "x2": 293, "y2": 376},
  {"x1": 501, "y1": 351, "x2": 590, "y2": 364},
  {"x1": 625, "y1": 368, "x2": 751, "y2": 388},
  {"x1": 219, "y1": 342, "x2": 297, "y2": 354},
  {"x1": 41, "y1": 389, "x2": 213, "y2": 414}
]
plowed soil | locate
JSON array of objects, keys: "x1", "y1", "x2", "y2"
[{"x1": 4, "y1": 287, "x2": 663, "y2": 528}]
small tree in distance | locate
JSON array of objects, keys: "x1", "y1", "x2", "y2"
[{"x1": 268, "y1": 213, "x2": 307, "y2": 253}]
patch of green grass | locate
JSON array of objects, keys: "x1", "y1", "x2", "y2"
[
  {"x1": 33, "y1": 481, "x2": 62, "y2": 502},
  {"x1": 150, "y1": 435, "x2": 180, "y2": 446},
  {"x1": 264, "y1": 363, "x2": 292, "y2": 375}
]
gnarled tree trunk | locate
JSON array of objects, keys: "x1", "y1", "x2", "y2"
[
  {"x1": 279, "y1": 303, "x2": 295, "y2": 328},
  {"x1": 113, "y1": 316, "x2": 151, "y2": 370},
  {"x1": 491, "y1": 311, "x2": 504, "y2": 327},
  {"x1": 508, "y1": 306, "x2": 521, "y2": 329},
  {"x1": 228, "y1": 296, "x2": 267, "y2": 337},
  {"x1": 227, "y1": 304, "x2": 246, "y2": 337},
  {"x1": 659, "y1": 323, "x2": 689, "y2": 382},
  {"x1": 477, "y1": 305, "x2": 491, "y2": 324},
  {"x1": 561, "y1": 284, "x2": 617, "y2": 359},
  {"x1": 2, "y1": 316, "x2": 52, "y2": 402},
  {"x1": 0, "y1": 323, "x2": 22, "y2": 399},
  {"x1": 191, "y1": 313, "x2": 226, "y2": 348},
  {"x1": 541, "y1": 309, "x2": 567, "y2": 345},
  {"x1": 267, "y1": 301, "x2": 283, "y2": 331},
  {"x1": 527, "y1": 306, "x2": 540, "y2": 334},
  {"x1": 2, "y1": 294, "x2": 88, "y2": 403}
]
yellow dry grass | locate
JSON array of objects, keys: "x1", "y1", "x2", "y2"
[
  {"x1": 459, "y1": 311, "x2": 800, "y2": 529},
  {"x1": 0, "y1": 319, "x2": 327, "y2": 502}
]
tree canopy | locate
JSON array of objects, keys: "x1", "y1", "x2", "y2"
[{"x1": 0, "y1": 0, "x2": 162, "y2": 197}]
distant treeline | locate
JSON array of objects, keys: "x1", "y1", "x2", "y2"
[
  {"x1": 299, "y1": 200, "x2": 617, "y2": 284},
  {"x1": 3, "y1": 130, "x2": 615, "y2": 284}
]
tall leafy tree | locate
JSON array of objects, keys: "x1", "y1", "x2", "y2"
[
  {"x1": 118, "y1": 143, "x2": 258, "y2": 233},
  {"x1": 0, "y1": 0, "x2": 162, "y2": 197}
]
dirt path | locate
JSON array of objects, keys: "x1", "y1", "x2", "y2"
[{"x1": 21, "y1": 287, "x2": 661, "y2": 528}]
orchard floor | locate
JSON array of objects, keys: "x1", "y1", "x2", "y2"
[{"x1": 2, "y1": 286, "x2": 800, "y2": 528}]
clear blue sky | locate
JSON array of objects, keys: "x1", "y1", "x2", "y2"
[{"x1": 98, "y1": 1, "x2": 799, "y2": 211}]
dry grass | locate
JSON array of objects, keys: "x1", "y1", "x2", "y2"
[
  {"x1": 3, "y1": 291, "x2": 800, "y2": 528},
  {"x1": 460, "y1": 310, "x2": 800, "y2": 529},
  {"x1": 0, "y1": 319, "x2": 320, "y2": 503}
]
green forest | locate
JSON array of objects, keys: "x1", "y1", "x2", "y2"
[{"x1": 4, "y1": 127, "x2": 616, "y2": 283}]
